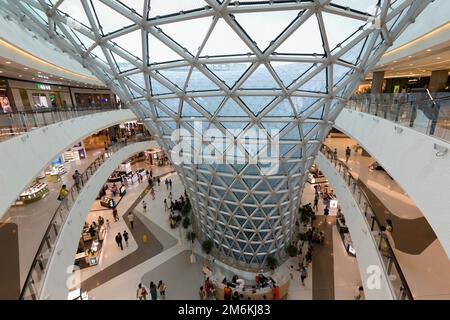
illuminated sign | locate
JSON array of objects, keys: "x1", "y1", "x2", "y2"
[{"x1": 36, "y1": 84, "x2": 52, "y2": 90}]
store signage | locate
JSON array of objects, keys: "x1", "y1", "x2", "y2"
[{"x1": 36, "y1": 83, "x2": 52, "y2": 90}]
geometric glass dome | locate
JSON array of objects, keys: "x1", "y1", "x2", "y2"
[{"x1": 2, "y1": 0, "x2": 430, "y2": 268}]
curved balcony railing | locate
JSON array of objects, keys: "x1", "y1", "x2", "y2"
[
  {"x1": 347, "y1": 92, "x2": 450, "y2": 143},
  {"x1": 320, "y1": 144, "x2": 413, "y2": 300},
  {"x1": 0, "y1": 106, "x2": 125, "y2": 142},
  {"x1": 20, "y1": 135, "x2": 150, "y2": 300}
]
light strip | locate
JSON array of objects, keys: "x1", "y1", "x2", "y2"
[
  {"x1": 0, "y1": 38, "x2": 102, "y2": 84},
  {"x1": 384, "y1": 22, "x2": 450, "y2": 57}
]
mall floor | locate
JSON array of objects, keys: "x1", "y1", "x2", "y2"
[{"x1": 325, "y1": 136, "x2": 450, "y2": 300}]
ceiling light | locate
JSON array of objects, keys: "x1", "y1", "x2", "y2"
[
  {"x1": 426, "y1": 49, "x2": 432, "y2": 52},
  {"x1": 437, "y1": 57, "x2": 441, "y2": 60},
  {"x1": 408, "y1": 56, "x2": 412, "y2": 58},
  {"x1": 24, "y1": 67, "x2": 29, "y2": 70},
  {"x1": 18, "y1": 75, "x2": 23, "y2": 77},
  {"x1": 0, "y1": 71, "x2": 3, "y2": 74},
  {"x1": 5, "y1": 61, "x2": 11, "y2": 64},
  {"x1": 37, "y1": 71, "x2": 41, "y2": 74}
]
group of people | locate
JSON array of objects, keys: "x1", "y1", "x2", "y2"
[
  {"x1": 136, "y1": 280, "x2": 167, "y2": 300},
  {"x1": 115, "y1": 230, "x2": 129, "y2": 250}
]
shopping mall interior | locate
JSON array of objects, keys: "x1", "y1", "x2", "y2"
[{"x1": 0, "y1": 0, "x2": 449, "y2": 302}]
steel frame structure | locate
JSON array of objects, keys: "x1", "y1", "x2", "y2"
[{"x1": 1, "y1": 0, "x2": 430, "y2": 269}]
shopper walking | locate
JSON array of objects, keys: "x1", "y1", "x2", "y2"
[
  {"x1": 104, "y1": 142, "x2": 109, "y2": 156},
  {"x1": 58, "y1": 184, "x2": 69, "y2": 210},
  {"x1": 333, "y1": 148, "x2": 338, "y2": 160},
  {"x1": 199, "y1": 286, "x2": 205, "y2": 300},
  {"x1": 73, "y1": 170, "x2": 82, "y2": 192},
  {"x1": 149, "y1": 282, "x2": 158, "y2": 300},
  {"x1": 300, "y1": 266, "x2": 308, "y2": 286},
  {"x1": 345, "y1": 146, "x2": 351, "y2": 163},
  {"x1": 157, "y1": 176, "x2": 160, "y2": 186},
  {"x1": 142, "y1": 200, "x2": 147, "y2": 212},
  {"x1": 164, "y1": 198, "x2": 168, "y2": 211},
  {"x1": 158, "y1": 280, "x2": 167, "y2": 300},
  {"x1": 146, "y1": 170, "x2": 150, "y2": 181},
  {"x1": 123, "y1": 230, "x2": 129, "y2": 247},
  {"x1": 324, "y1": 206, "x2": 330, "y2": 221},
  {"x1": 168, "y1": 192, "x2": 172, "y2": 202},
  {"x1": 106, "y1": 219, "x2": 110, "y2": 230},
  {"x1": 112, "y1": 207, "x2": 119, "y2": 222},
  {"x1": 115, "y1": 232, "x2": 123, "y2": 250},
  {"x1": 136, "y1": 283, "x2": 148, "y2": 300},
  {"x1": 128, "y1": 212, "x2": 135, "y2": 229},
  {"x1": 150, "y1": 188, "x2": 155, "y2": 200},
  {"x1": 168, "y1": 179, "x2": 173, "y2": 190}
]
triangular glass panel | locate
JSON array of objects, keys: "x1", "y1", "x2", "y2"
[
  {"x1": 117, "y1": 0, "x2": 146, "y2": 16},
  {"x1": 111, "y1": 29, "x2": 143, "y2": 61},
  {"x1": 266, "y1": 100, "x2": 295, "y2": 117},
  {"x1": 291, "y1": 96, "x2": 320, "y2": 114},
  {"x1": 240, "y1": 96, "x2": 275, "y2": 116},
  {"x1": 181, "y1": 101, "x2": 203, "y2": 117},
  {"x1": 128, "y1": 73, "x2": 146, "y2": 89},
  {"x1": 148, "y1": 0, "x2": 207, "y2": 18},
  {"x1": 235, "y1": 10, "x2": 299, "y2": 51},
  {"x1": 148, "y1": 33, "x2": 184, "y2": 64},
  {"x1": 322, "y1": 12, "x2": 367, "y2": 51},
  {"x1": 276, "y1": 15, "x2": 324, "y2": 55},
  {"x1": 161, "y1": 98, "x2": 181, "y2": 114},
  {"x1": 159, "y1": 67, "x2": 190, "y2": 90},
  {"x1": 91, "y1": 1, "x2": 135, "y2": 35},
  {"x1": 209, "y1": 63, "x2": 251, "y2": 88},
  {"x1": 242, "y1": 65, "x2": 280, "y2": 90},
  {"x1": 201, "y1": 18, "x2": 252, "y2": 57},
  {"x1": 187, "y1": 68, "x2": 220, "y2": 92},
  {"x1": 272, "y1": 62, "x2": 315, "y2": 88},
  {"x1": 333, "y1": 64, "x2": 353, "y2": 88},
  {"x1": 218, "y1": 99, "x2": 247, "y2": 117},
  {"x1": 338, "y1": 36, "x2": 368, "y2": 65},
  {"x1": 159, "y1": 17, "x2": 213, "y2": 56},
  {"x1": 150, "y1": 77, "x2": 171, "y2": 95},
  {"x1": 110, "y1": 51, "x2": 136, "y2": 73},
  {"x1": 296, "y1": 68, "x2": 328, "y2": 93},
  {"x1": 194, "y1": 96, "x2": 224, "y2": 116}
]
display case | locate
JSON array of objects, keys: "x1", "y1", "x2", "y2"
[
  {"x1": 100, "y1": 196, "x2": 115, "y2": 208},
  {"x1": 15, "y1": 182, "x2": 49, "y2": 205}
]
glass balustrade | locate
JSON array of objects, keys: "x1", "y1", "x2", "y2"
[
  {"x1": 20, "y1": 135, "x2": 150, "y2": 300},
  {"x1": 320, "y1": 145, "x2": 413, "y2": 300},
  {"x1": 0, "y1": 106, "x2": 124, "y2": 142},
  {"x1": 348, "y1": 92, "x2": 450, "y2": 143}
]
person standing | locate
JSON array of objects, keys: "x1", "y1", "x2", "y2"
[
  {"x1": 146, "y1": 170, "x2": 150, "y2": 181},
  {"x1": 112, "y1": 207, "x2": 119, "y2": 222},
  {"x1": 149, "y1": 282, "x2": 158, "y2": 300},
  {"x1": 223, "y1": 284, "x2": 232, "y2": 301},
  {"x1": 313, "y1": 194, "x2": 319, "y2": 212},
  {"x1": 204, "y1": 277, "x2": 212, "y2": 300},
  {"x1": 164, "y1": 198, "x2": 168, "y2": 211},
  {"x1": 106, "y1": 219, "x2": 110, "y2": 230},
  {"x1": 58, "y1": 185, "x2": 69, "y2": 210},
  {"x1": 158, "y1": 280, "x2": 167, "y2": 300},
  {"x1": 333, "y1": 148, "x2": 338, "y2": 160},
  {"x1": 128, "y1": 212, "x2": 135, "y2": 229},
  {"x1": 300, "y1": 266, "x2": 308, "y2": 286},
  {"x1": 73, "y1": 170, "x2": 82, "y2": 192},
  {"x1": 168, "y1": 192, "x2": 172, "y2": 202},
  {"x1": 115, "y1": 232, "x2": 123, "y2": 250},
  {"x1": 157, "y1": 176, "x2": 161, "y2": 186},
  {"x1": 142, "y1": 200, "x2": 147, "y2": 212},
  {"x1": 168, "y1": 179, "x2": 173, "y2": 191},
  {"x1": 165, "y1": 178, "x2": 169, "y2": 190},
  {"x1": 354, "y1": 286, "x2": 365, "y2": 300},
  {"x1": 136, "y1": 283, "x2": 148, "y2": 300},
  {"x1": 345, "y1": 146, "x2": 351, "y2": 163},
  {"x1": 123, "y1": 230, "x2": 129, "y2": 247},
  {"x1": 150, "y1": 188, "x2": 155, "y2": 200}
]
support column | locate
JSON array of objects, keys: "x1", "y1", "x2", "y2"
[
  {"x1": 428, "y1": 70, "x2": 449, "y2": 92},
  {"x1": 371, "y1": 71, "x2": 385, "y2": 94}
]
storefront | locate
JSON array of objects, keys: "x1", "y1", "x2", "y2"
[
  {"x1": 307, "y1": 164, "x2": 328, "y2": 184},
  {"x1": 71, "y1": 88, "x2": 116, "y2": 108},
  {"x1": 0, "y1": 78, "x2": 13, "y2": 113},
  {"x1": 75, "y1": 220, "x2": 106, "y2": 269},
  {"x1": 146, "y1": 148, "x2": 168, "y2": 166},
  {"x1": 13, "y1": 181, "x2": 50, "y2": 205},
  {"x1": 8, "y1": 79, "x2": 72, "y2": 111},
  {"x1": 336, "y1": 211, "x2": 356, "y2": 257}
]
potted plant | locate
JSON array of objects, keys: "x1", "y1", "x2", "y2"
[
  {"x1": 265, "y1": 255, "x2": 278, "y2": 271},
  {"x1": 298, "y1": 232, "x2": 308, "y2": 242},
  {"x1": 202, "y1": 239, "x2": 214, "y2": 255},
  {"x1": 285, "y1": 245, "x2": 298, "y2": 258}
]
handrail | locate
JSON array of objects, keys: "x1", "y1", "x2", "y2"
[
  {"x1": 0, "y1": 105, "x2": 129, "y2": 143},
  {"x1": 19, "y1": 135, "x2": 151, "y2": 300},
  {"x1": 320, "y1": 144, "x2": 413, "y2": 300},
  {"x1": 347, "y1": 92, "x2": 450, "y2": 143}
]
